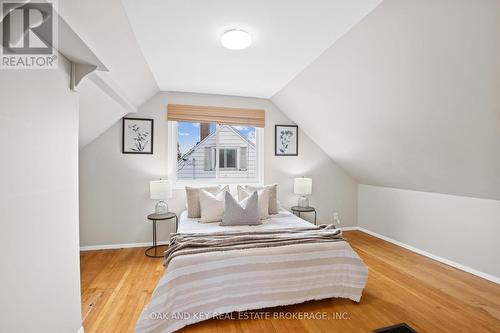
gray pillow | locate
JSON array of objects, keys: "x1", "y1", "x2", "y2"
[{"x1": 221, "y1": 191, "x2": 261, "y2": 226}]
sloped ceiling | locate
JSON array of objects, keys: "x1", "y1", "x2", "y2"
[
  {"x1": 59, "y1": 0, "x2": 159, "y2": 148},
  {"x1": 78, "y1": 74, "x2": 131, "y2": 149},
  {"x1": 273, "y1": 0, "x2": 500, "y2": 200}
]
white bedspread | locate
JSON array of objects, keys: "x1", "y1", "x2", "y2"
[
  {"x1": 135, "y1": 210, "x2": 368, "y2": 333},
  {"x1": 178, "y1": 209, "x2": 314, "y2": 233}
]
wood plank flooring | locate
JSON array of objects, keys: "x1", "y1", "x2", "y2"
[{"x1": 80, "y1": 231, "x2": 500, "y2": 332}]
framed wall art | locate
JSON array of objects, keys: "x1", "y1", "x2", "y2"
[
  {"x1": 275, "y1": 124, "x2": 298, "y2": 156},
  {"x1": 122, "y1": 118, "x2": 154, "y2": 154}
]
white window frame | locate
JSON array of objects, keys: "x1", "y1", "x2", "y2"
[{"x1": 167, "y1": 122, "x2": 264, "y2": 189}]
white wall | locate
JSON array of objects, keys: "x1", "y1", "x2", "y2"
[
  {"x1": 358, "y1": 185, "x2": 500, "y2": 280},
  {"x1": 79, "y1": 92, "x2": 357, "y2": 247},
  {"x1": 273, "y1": 0, "x2": 500, "y2": 201},
  {"x1": 0, "y1": 61, "x2": 82, "y2": 332}
]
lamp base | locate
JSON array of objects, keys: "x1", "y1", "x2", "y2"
[
  {"x1": 155, "y1": 201, "x2": 168, "y2": 214},
  {"x1": 297, "y1": 196, "x2": 309, "y2": 208}
]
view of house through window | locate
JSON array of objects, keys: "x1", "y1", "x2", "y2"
[{"x1": 176, "y1": 121, "x2": 258, "y2": 182}]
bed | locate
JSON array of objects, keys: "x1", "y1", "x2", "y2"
[{"x1": 135, "y1": 209, "x2": 368, "y2": 333}]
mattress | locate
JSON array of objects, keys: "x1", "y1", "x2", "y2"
[{"x1": 177, "y1": 208, "x2": 314, "y2": 233}]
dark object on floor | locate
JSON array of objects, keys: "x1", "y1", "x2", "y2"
[{"x1": 373, "y1": 323, "x2": 418, "y2": 333}]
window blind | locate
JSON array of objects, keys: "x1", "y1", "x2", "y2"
[{"x1": 167, "y1": 104, "x2": 265, "y2": 128}]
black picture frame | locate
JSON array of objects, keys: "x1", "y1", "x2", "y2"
[
  {"x1": 275, "y1": 124, "x2": 298, "y2": 156},
  {"x1": 122, "y1": 117, "x2": 154, "y2": 154}
]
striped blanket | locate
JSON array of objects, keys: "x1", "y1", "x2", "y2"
[
  {"x1": 164, "y1": 224, "x2": 345, "y2": 266},
  {"x1": 135, "y1": 226, "x2": 368, "y2": 333}
]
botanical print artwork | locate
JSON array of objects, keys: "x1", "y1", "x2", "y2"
[
  {"x1": 128, "y1": 123, "x2": 150, "y2": 152},
  {"x1": 122, "y1": 118, "x2": 154, "y2": 154},
  {"x1": 279, "y1": 129, "x2": 294, "y2": 153},
  {"x1": 275, "y1": 125, "x2": 298, "y2": 156}
]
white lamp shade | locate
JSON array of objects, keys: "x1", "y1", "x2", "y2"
[
  {"x1": 150, "y1": 180, "x2": 172, "y2": 200},
  {"x1": 294, "y1": 177, "x2": 312, "y2": 195}
]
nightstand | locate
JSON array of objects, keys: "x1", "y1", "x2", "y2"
[
  {"x1": 145, "y1": 212, "x2": 178, "y2": 258},
  {"x1": 291, "y1": 206, "x2": 317, "y2": 225}
]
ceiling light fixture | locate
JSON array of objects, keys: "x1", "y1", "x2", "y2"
[{"x1": 221, "y1": 29, "x2": 252, "y2": 50}]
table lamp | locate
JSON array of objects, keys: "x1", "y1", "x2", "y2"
[
  {"x1": 294, "y1": 177, "x2": 312, "y2": 208},
  {"x1": 150, "y1": 179, "x2": 172, "y2": 214}
]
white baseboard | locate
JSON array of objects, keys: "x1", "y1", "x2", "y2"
[
  {"x1": 340, "y1": 226, "x2": 358, "y2": 231},
  {"x1": 80, "y1": 241, "x2": 169, "y2": 251},
  {"x1": 77, "y1": 326, "x2": 84, "y2": 333},
  {"x1": 356, "y1": 226, "x2": 500, "y2": 285}
]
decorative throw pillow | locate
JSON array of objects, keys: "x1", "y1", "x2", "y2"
[
  {"x1": 237, "y1": 186, "x2": 270, "y2": 220},
  {"x1": 236, "y1": 185, "x2": 247, "y2": 202},
  {"x1": 245, "y1": 184, "x2": 278, "y2": 214},
  {"x1": 199, "y1": 188, "x2": 228, "y2": 223},
  {"x1": 185, "y1": 185, "x2": 221, "y2": 218},
  {"x1": 221, "y1": 191, "x2": 260, "y2": 226}
]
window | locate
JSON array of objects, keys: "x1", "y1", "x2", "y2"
[
  {"x1": 219, "y1": 149, "x2": 237, "y2": 169},
  {"x1": 169, "y1": 121, "x2": 263, "y2": 185}
]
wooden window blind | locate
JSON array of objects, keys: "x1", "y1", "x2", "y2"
[{"x1": 167, "y1": 104, "x2": 265, "y2": 128}]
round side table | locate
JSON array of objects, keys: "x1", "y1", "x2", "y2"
[
  {"x1": 291, "y1": 206, "x2": 317, "y2": 225},
  {"x1": 145, "y1": 212, "x2": 178, "y2": 258}
]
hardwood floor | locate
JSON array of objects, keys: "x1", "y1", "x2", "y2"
[{"x1": 80, "y1": 231, "x2": 500, "y2": 332}]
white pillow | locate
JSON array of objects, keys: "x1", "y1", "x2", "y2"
[
  {"x1": 185, "y1": 185, "x2": 221, "y2": 218},
  {"x1": 237, "y1": 186, "x2": 270, "y2": 220},
  {"x1": 245, "y1": 184, "x2": 278, "y2": 214},
  {"x1": 199, "y1": 187, "x2": 228, "y2": 223}
]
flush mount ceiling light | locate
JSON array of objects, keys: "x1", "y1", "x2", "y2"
[{"x1": 221, "y1": 29, "x2": 252, "y2": 50}]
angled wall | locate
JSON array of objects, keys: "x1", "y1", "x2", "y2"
[
  {"x1": 273, "y1": 0, "x2": 500, "y2": 200},
  {"x1": 78, "y1": 74, "x2": 131, "y2": 149},
  {"x1": 59, "y1": 0, "x2": 158, "y2": 107},
  {"x1": 60, "y1": 0, "x2": 161, "y2": 150}
]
